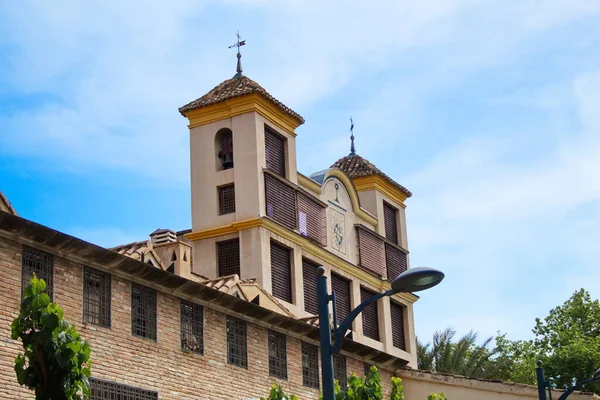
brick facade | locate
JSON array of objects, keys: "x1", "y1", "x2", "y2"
[{"x1": 0, "y1": 236, "x2": 394, "y2": 399}]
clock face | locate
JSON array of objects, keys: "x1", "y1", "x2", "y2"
[{"x1": 331, "y1": 209, "x2": 346, "y2": 254}]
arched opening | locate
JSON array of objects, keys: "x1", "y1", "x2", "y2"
[
  {"x1": 215, "y1": 128, "x2": 234, "y2": 170},
  {"x1": 171, "y1": 251, "x2": 177, "y2": 262}
]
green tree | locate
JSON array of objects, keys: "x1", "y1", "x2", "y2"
[
  {"x1": 11, "y1": 276, "x2": 91, "y2": 400},
  {"x1": 485, "y1": 333, "x2": 537, "y2": 385},
  {"x1": 417, "y1": 327, "x2": 494, "y2": 378},
  {"x1": 533, "y1": 289, "x2": 600, "y2": 393}
]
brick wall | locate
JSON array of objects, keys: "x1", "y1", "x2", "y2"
[{"x1": 0, "y1": 236, "x2": 394, "y2": 399}]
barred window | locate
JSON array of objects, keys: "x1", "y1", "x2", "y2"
[
  {"x1": 83, "y1": 267, "x2": 111, "y2": 327},
  {"x1": 270, "y1": 241, "x2": 292, "y2": 303},
  {"x1": 268, "y1": 330, "x2": 287, "y2": 379},
  {"x1": 302, "y1": 342, "x2": 320, "y2": 389},
  {"x1": 90, "y1": 378, "x2": 157, "y2": 400},
  {"x1": 227, "y1": 316, "x2": 248, "y2": 368},
  {"x1": 364, "y1": 363, "x2": 373, "y2": 377},
  {"x1": 181, "y1": 301, "x2": 203, "y2": 354},
  {"x1": 218, "y1": 184, "x2": 236, "y2": 215},
  {"x1": 217, "y1": 239, "x2": 240, "y2": 277},
  {"x1": 21, "y1": 246, "x2": 54, "y2": 300},
  {"x1": 360, "y1": 287, "x2": 380, "y2": 341},
  {"x1": 383, "y1": 202, "x2": 399, "y2": 244},
  {"x1": 131, "y1": 283, "x2": 157, "y2": 340},
  {"x1": 333, "y1": 354, "x2": 347, "y2": 388},
  {"x1": 265, "y1": 126, "x2": 286, "y2": 177},
  {"x1": 390, "y1": 301, "x2": 407, "y2": 350}
]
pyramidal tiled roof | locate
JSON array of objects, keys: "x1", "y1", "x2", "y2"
[
  {"x1": 178, "y1": 75, "x2": 304, "y2": 124},
  {"x1": 331, "y1": 154, "x2": 412, "y2": 198}
]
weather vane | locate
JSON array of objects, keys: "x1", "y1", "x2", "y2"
[
  {"x1": 349, "y1": 116, "x2": 356, "y2": 156},
  {"x1": 228, "y1": 31, "x2": 246, "y2": 78}
]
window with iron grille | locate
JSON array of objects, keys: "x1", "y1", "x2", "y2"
[
  {"x1": 383, "y1": 202, "x2": 399, "y2": 245},
  {"x1": 131, "y1": 283, "x2": 157, "y2": 340},
  {"x1": 331, "y1": 273, "x2": 351, "y2": 324},
  {"x1": 297, "y1": 192, "x2": 327, "y2": 246},
  {"x1": 270, "y1": 241, "x2": 292, "y2": 303},
  {"x1": 264, "y1": 173, "x2": 297, "y2": 230},
  {"x1": 21, "y1": 246, "x2": 54, "y2": 300},
  {"x1": 227, "y1": 316, "x2": 248, "y2": 368},
  {"x1": 357, "y1": 226, "x2": 386, "y2": 277},
  {"x1": 181, "y1": 301, "x2": 203, "y2": 354},
  {"x1": 360, "y1": 287, "x2": 380, "y2": 341},
  {"x1": 333, "y1": 354, "x2": 347, "y2": 388},
  {"x1": 385, "y1": 243, "x2": 407, "y2": 281},
  {"x1": 364, "y1": 363, "x2": 373, "y2": 377},
  {"x1": 217, "y1": 239, "x2": 240, "y2": 277},
  {"x1": 302, "y1": 258, "x2": 319, "y2": 315},
  {"x1": 265, "y1": 126, "x2": 286, "y2": 177},
  {"x1": 302, "y1": 342, "x2": 320, "y2": 389},
  {"x1": 83, "y1": 267, "x2": 111, "y2": 328},
  {"x1": 90, "y1": 378, "x2": 158, "y2": 400},
  {"x1": 268, "y1": 330, "x2": 287, "y2": 379},
  {"x1": 390, "y1": 301, "x2": 407, "y2": 350},
  {"x1": 218, "y1": 184, "x2": 236, "y2": 215}
]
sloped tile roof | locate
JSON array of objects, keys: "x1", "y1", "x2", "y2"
[
  {"x1": 331, "y1": 154, "x2": 412, "y2": 198},
  {"x1": 178, "y1": 75, "x2": 304, "y2": 124},
  {"x1": 110, "y1": 240, "x2": 150, "y2": 261}
]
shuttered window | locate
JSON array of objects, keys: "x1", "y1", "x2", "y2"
[
  {"x1": 302, "y1": 258, "x2": 319, "y2": 315},
  {"x1": 331, "y1": 273, "x2": 351, "y2": 324},
  {"x1": 227, "y1": 316, "x2": 248, "y2": 368},
  {"x1": 90, "y1": 378, "x2": 158, "y2": 400},
  {"x1": 385, "y1": 243, "x2": 408, "y2": 280},
  {"x1": 357, "y1": 227, "x2": 385, "y2": 277},
  {"x1": 297, "y1": 191, "x2": 326, "y2": 246},
  {"x1": 333, "y1": 354, "x2": 347, "y2": 388},
  {"x1": 83, "y1": 266, "x2": 111, "y2": 328},
  {"x1": 218, "y1": 239, "x2": 240, "y2": 277},
  {"x1": 360, "y1": 287, "x2": 380, "y2": 341},
  {"x1": 302, "y1": 342, "x2": 320, "y2": 389},
  {"x1": 271, "y1": 241, "x2": 292, "y2": 303},
  {"x1": 265, "y1": 173, "x2": 297, "y2": 230},
  {"x1": 265, "y1": 126, "x2": 286, "y2": 177},
  {"x1": 180, "y1": 301, "x2": 203, "y2": 354},
  {"x1": 268, "y1": 330, "x2": 288, "y2": 379},
  {"x1": 218, "y1": 184, "x2": 236, "y2": 215},
  {"x1": 390, "y1": 301, "x2": 407, "y2": 350},
  {"x1": 383, "y1": 202, "x2": 399, "y2": 244},
  {"x1": 131, "y1": 283, "x2": 157, "y2": 341},
  {"x1": 21, "y1": 246, "x2": 54, "y2": 300}
]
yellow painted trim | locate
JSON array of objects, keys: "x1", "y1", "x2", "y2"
[
  {"x1": 353, "y1": 176, "x2": 409, "y2": 208},
  {"x1": 297, "y1": 173, "x2": 322, "y2": 195},
  {"x1": 185, "y1": 218, "x2": 262, "y2": 241},
  {"x1": 324, "y1": 169, "x2": 378, "y2": 226},
  {"x1": 182, "y1": 93, "x2": 302, "y2": 136}
]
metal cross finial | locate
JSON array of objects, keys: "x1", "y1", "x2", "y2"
[
  {"x1": 228, "y1": 31, "x2": 246, "y2": 78},
  {"x1": 349, "y1": 116, "x2": 356, "y2": 156}
]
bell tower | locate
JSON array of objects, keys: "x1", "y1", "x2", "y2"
[{"x1": 178, "y1": 42, "x2": 304, "y2": 284}]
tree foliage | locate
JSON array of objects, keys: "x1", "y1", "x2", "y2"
[{"x1": 11, "y1": 276, "x2": 91, "y2": 400}]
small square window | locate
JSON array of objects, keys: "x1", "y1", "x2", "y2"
[
  {"x1": 217, "y1": 239, "x2": 240, "y2": 277},
  {"x1": 219, "y1": 184, "x2": 236, "y2": 215},
  {"x1": 83, "y1": 267, "x2": 111, "y2": 328},
  {"x1": 268, "y1": 330, "x2": 287, "y2": 379},
  {"x1": 181, "y1": 301, "x2": 203, "y2": 354}
]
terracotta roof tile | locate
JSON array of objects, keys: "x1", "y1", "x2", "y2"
[
  {"x1": 331, "y1": 154, "x2": 412, "y2": 198},
  {"x1": 178, "y1": 76, "x2": 304, "y2": 124}
]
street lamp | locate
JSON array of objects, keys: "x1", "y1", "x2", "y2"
[
  {"x1": 317, "y1": 266, "x2": 445, "y2": 400},
  {"x1": 537, "y1": 361, "x2": 600, "y2": 400}
]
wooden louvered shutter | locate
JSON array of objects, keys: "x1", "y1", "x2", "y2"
[
  {"x1": 302, "y1": 258, "x2": 319, "y2": 315},
  {"x1": 297, "y1": 191, "x2": 326, "y2": 246},
  {"x1": 385, "y1": 243, "x2": 407, "y2": 280},
  {"x1": 265, "y1": 127, "x2": 286, "y2": 177},
  {"x1": 390, "y1": 301, "x2": 406, "y2": 350},
  {"x1": 271, "y1": 241, "x2": 292, "y2": 303},
  {"x1": 218, "y1": 239, "x2": 240, "y2": 277},
  {"x1": 357, "y1": 227, "x2": 385, "y2": 277},
  {"x1": 265, "y1": 173, "x2": 297, "y2": 230},
  {"x1": 383, "y1": 202, "x2": 399, "y2": 244},
  {"x1": 360, "y1": 287, "x2": 380, "y2": 341},
  {"x1": 331, "y1": 273, "x2": 351, "y2": 324}
]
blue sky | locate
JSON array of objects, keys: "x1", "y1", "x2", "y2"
[{"x1": 2, "y1": 0, "x2": 600, "y2": 344}]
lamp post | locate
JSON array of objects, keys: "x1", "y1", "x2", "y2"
[
  {"x1": 317, "y1": 266, "x2": 445, "y2": 400},
  {"x1": 537, "y1": 361, "x2": 600, "y2": 400}
]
